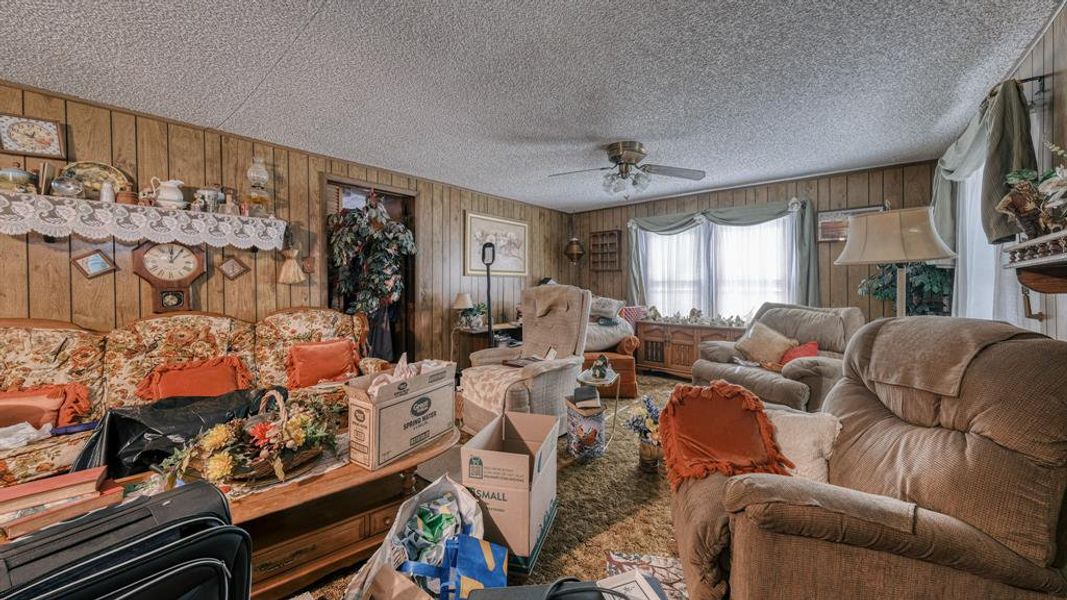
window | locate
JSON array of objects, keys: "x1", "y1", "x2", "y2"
[
  {"x1": 640, "y1": 226, "x2": 709, "y2": 317},
  {"x1": 714, "y1": 215, "x2": 796, "y2": 318},
  {"x1": 640, "y1": 214, "x2": 796, "y2": 319}
]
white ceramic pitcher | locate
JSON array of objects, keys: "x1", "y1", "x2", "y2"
[{"x1": 151, "y1": 177, "x2": 186, "y2": 209}]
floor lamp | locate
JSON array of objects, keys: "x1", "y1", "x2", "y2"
[
  {"x1": 834, "y1": 207, "x2": 955, "y2": 318},
  {"x1": 481, "y1": 242, "x2": 496, "y2": 347}
]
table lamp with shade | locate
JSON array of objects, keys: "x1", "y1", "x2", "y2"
[
  {"x1": 834, "y1": 206, "x2": 956, "y2": 318},
  {"x1": 452, "y1": 292, "x2": 474, "y2": 328}
]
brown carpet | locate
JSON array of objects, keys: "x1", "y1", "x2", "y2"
[{"x1": 302, "y1": 374, "x2": 684, "y2": 599}]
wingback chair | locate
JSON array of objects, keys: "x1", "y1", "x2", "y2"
[
  {"x1": 691, "y1": 302, "x2": 865, "y2": 411},
  {"x1": 460, "y1": 285, "x2": 591, "y2": 434},
  {"x1": 673, "y1": 317, "x2": 1067, "y2": 600}
]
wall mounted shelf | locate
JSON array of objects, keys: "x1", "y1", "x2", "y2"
[
  {"x1": 1003, "y1": 229, "x2": 1067, "y2": 294},
  {"x1": 0, "y1": 192, "x2": 287, "y2": 250}
]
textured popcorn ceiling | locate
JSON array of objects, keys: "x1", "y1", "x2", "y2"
[{"x1": 2, "y1": 1, "x2": 1059, "y2": 211}]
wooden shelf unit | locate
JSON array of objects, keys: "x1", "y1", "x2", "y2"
[
  {"x1": 589, "y1": 230, "x2": 621, "y2": 272},
  {"x1": 635, "y1": 321, "x2": 745, "y2": 378}
]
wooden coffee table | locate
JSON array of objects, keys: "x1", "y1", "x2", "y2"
[{"x1": 234, "y1": 428, "x2": 461, "y2": 600}]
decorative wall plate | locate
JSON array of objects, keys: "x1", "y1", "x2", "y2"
[
  {"x1": 59, "y1": 161, "x2": 131, "y2": 200},
  {"x1": 219, "y1": 257, "x2": 250, "y2": 280},
  {"x1": 0, "y1": 113, "x2": 65, "y2": 159},
  {"x1": 71, "y1": 249, "x2": 117, "y2": 279}
]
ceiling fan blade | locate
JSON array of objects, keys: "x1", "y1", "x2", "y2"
[
  {"x1": 547, "y1": 166, "x2": 614, "y2": 178},
  {"x1": 640, "y1": 164, "x2": 706, "y2": 181}
]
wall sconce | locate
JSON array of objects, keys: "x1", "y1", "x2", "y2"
[{"x1": 564, "y1": 237, "x2": 585, "y2": 264}]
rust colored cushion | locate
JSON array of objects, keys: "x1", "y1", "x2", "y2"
[
  {"x1": 287, "y1": 338, "x2": 357, "y2": 389},
  {"x1": 660, "y1": 382, "x2": 794, "y2": 491},
  {"x1": 0, "y1": 383, "x2": 91, "y2": 428},
  {"x1": 781, "y1": 341, "x2": 819, "y2": 364},
  {"x1": 136, "y1": 356, "x2": 253, "y2": 401}
]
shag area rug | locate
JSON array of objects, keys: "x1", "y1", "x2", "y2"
[{"x1": 303, "y1": 374, "x2": 684, "y2": 599}]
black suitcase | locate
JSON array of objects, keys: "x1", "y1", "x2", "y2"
[{"x1": 0, "y1": 481, "x2": 251, "y2": 600}]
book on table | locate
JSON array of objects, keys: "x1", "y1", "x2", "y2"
[{"x1": 0, "y1": 466, "x2": 107, "y2": 514}]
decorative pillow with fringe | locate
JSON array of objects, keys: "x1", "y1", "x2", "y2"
[
  {"x1": 136, "y1": 356, "x2": 253, "y2": 401},
  {"x1": 0, "y1": 383, "x2": 90, "y2": 428},
  {"x1": 660, "y1": 382, "x2": 794, "y2": 491},
  {"x1": 287, "y1": 338, "x2": 357, "y2": 389}
]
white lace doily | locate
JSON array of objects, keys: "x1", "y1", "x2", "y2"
[{"x1": 0, "y1": 192, "x2": 287, "y2": 250}]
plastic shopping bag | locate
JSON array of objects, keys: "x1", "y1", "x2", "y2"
[
  {"x1": 345, "y1": 475, "x2": 484, "y2": 600},
  {"x1": 399, "y1": 535, "x2": 508, "y2": 600}
]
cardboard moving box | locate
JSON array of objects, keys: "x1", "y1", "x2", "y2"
[
  {"x1": 346, "y1": 362, "x2": 456, "y2": 470},
  {"x1": 461, "y1": 411, "x2": 558, "y2": 561}
]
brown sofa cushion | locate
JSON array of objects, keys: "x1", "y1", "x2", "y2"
[
  {"x1": 758, "y1": 308, "x2": 847, "y2": 354},
  {"x1": 691, "y1": 360, "x2": 810, "y2": 411},
  {"x1": 826, "y1": 319, "x2": 1067, "y2": 567}
]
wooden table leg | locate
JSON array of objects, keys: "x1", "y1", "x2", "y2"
[{"x1": 401, "y1": 468, "x2": 416, "y2": 495}]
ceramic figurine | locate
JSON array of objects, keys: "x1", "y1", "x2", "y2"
[
  {"x1": 98, "y1": 181, "x2": 116, "y2": 203},
  {"x1": 138, "y1": 187, "x2": 156, "y2": 206},
  {"x1": 151, "y1": 178, "x2": 186, "y2": 210},
  {"x1": 591, "y1": 354, "x2": 610, "y2": 380}
]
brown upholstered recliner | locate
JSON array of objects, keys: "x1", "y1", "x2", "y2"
[
  {"x1": 691, "y1": 302, "x2": 865, "y2": 412},
  {"x1": 673, "y1": 317, "x2": 1067, "y2": 600}
]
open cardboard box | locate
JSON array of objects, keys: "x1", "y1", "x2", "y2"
[
  {"x1": 461, "y1": 411, "x2": 558, "y2": 564},
  {"x1": 345, "y1": 362, "x2": 456, "y2": 470}
]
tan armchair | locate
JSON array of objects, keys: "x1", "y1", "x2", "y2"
[
  {"x1": 691, "y1": 302, "x2": 864, "y2": 411},
  {"x1": 460, "y1": 285, "x2": 591, "y2": 434},
  {"x1": 673, "y1": 317, "x2": 1067, "y2": 600}
]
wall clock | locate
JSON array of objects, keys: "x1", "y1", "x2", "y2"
[
  {"x1": 0, "y1": 113, "x2": 66, "y2": 159},
  {"x1": 132, "y1": 242, "x2": 206, "y2": 313}
]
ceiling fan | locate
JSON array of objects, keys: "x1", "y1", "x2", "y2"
[{"x1": 548, "y1": 141, "x2": 706, "y2": 194}]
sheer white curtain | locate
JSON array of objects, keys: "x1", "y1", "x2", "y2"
[
  {"x1": 640, "y1": 226, "x2": 712, "y2": 316},
  {"x1": 714, "y1": 214, "x2": 796, "y2": 319},
  {"x1": 953, "y1": 167, "x2": 1036, "y2": 329}
]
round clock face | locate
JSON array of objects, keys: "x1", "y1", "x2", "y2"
[
  {"x1": 143, "y1": 243, "x2": 199, "y2": 281},
  {"x1": 7, "y1": 121, "x2": 56, "y2": 151}
]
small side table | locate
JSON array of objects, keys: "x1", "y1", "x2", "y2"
[{"x1": 567, "y1": 371, "x2": 621, "y2": 460}]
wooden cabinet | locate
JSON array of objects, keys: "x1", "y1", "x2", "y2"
[{"x1": 635, "y1": 321, "x2": 745, "y2": 379}]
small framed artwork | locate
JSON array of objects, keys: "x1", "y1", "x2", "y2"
[
  {"x1": 219, "y1": 257, "x2": 250, "y2": 280},
  {"x1": 0, "y1": 113, "x2": 66, "y2": 159},
  {"x1": 464, "y1": 212, "x2": 528, "y2": 276},
  {"x1": 817, "y1": 205, "x2": 885, "y2": 242},
  {"x1": 71, "y1": 250, "x2": 117, "y2": 279}
]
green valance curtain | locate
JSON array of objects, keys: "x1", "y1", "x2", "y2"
[{"x1": 627, "y1": 198, "x2": 819, "y2": 307}]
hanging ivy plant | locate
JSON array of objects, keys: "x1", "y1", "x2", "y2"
[
  {"x1": 857, "y1": 263, "x2": 953, "y2": 316},
  {"x1": 327, "y1": 198, "x2": 416, "y2": 314}
]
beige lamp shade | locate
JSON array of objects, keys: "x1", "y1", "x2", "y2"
[
  {"x1": 452, "y1": 292, "x2": 474, "y2": 310},
  {"x1": 834, "y1": 207, "x2": 956, "y2": 265}
]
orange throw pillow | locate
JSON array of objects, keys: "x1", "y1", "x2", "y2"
[
  {"x1": 781, "y1": 341, "x2": 819, "y2": 364},
  {"x1": 136, "y1": 356, "x2": 253, "y2": 401},
  {"x1": 0, "y1": 383, "x2": 91, "y2": 428},
  {"x1": 287, "y1": 338, "x2": 357, "y2": 389},
  {"x1": 660, "y1": 382, "x2": 794, "y2": 491}
]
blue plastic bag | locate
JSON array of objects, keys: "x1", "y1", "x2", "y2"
[{"x1": 400, "y1": 534, "x2": 509, "y2": 600}]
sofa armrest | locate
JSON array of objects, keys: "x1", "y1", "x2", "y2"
[
  {"x1": 724, "y1": 474, "x2": 1067, "y2": 595},
  {"x1": 671, "y1": 474, "x2": 732, "y2": 600},
  {"x1": 780, "y1": 356, "x2": 843, "y2": 411},
  {"x1": 469, "y1": 346, "x2": 522, "y2": 366},
  {"x1": 521, "y1": 355, "x2": 582, "y2": 379},
  {"x1": 780, "y1": 355, "x2": 842, "y2": 382},
  {"x1": 614, "y1": 335, "x2": 639, "y2": 356},
  {"x1": 699, "y1": 341, "x2": 741, "y2": 363}
]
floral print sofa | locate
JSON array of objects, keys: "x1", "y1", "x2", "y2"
[{"x1": 0, "y1": 309, "x2": 367, "y2": 487}]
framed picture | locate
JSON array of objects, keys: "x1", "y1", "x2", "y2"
[
  {"x1": 219, "y1": 257, "x2": 250, "y2": 280},
  {"x1": 817, "y1": 205, "x2": 885, "y2": 242},
  {"x1": 0, "y1": 113, "x2": 66, "y2": 159},
  {"x1": 71, "y1": 250, "x2": 117, "y2": 279},
  {"x1": 464, "y1": 212, "x2": 528, "y2": 276}
]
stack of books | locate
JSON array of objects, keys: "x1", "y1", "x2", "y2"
[{"x1": 0, "y1": 466, "x2": 122, "y2": 542}]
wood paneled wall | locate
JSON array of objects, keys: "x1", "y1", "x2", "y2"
[
  {"x1": 0, "y1": 82, "x2": 573, "y2": 360},
  {"x1": 1014, "y1": 7, "x2": 1067, "y2": 339},
  {"x1": 571, "y1": 162, "x2": 935, "y2": 322}
]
